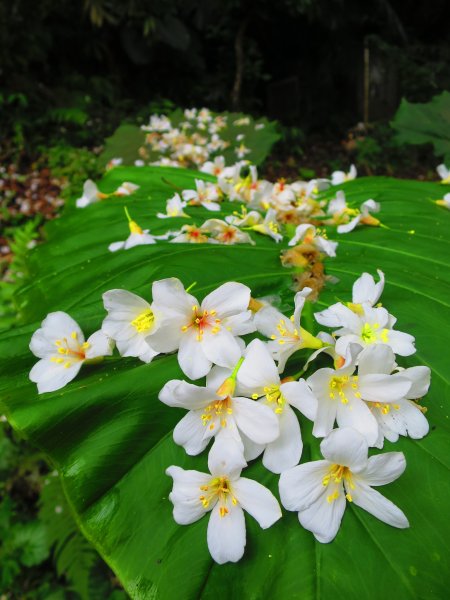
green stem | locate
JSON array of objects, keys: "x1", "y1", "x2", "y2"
[{"x1": 124, "y1": 206, "x2": 132, "y2": 222}]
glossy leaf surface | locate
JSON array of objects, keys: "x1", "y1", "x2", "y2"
[{"x1": 1, "y1": 168, "x2": 449, "y2": 599}]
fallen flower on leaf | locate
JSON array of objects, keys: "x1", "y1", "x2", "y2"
[
  {"x1": 279, "y1": 427, "x2": 409, "y2": 543},
  {"x1": 166, "y1": 441, "x2": 281, "y2": 564},
  {"x1": 29, "y1": 312, "x2": 113, "y2": 393}
]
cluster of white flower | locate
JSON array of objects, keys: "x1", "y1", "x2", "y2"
[
  {"x1": 103, "y1": 161, "x2": 380, "y2": 254},
  {"x1": 137, "y1": 108, "x2": 261, "y2": 169},
  {"x1": 29, "y1": 270, "x2": 430, "y2": 564}
]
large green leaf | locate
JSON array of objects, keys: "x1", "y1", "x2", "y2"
[
  {"x1": 391, "y1": 91, "x2": 450, "y2": 164},
  {"x1": 1, "y1": 168, "x2": 449, "y2": 599},
  {"x1": 99, "y1": 110, "x2": 280, "y2": 169}
]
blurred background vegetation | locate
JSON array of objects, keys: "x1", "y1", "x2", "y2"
[{"x1": 1, "y1": 0, "x2": 450, "y2": 597}]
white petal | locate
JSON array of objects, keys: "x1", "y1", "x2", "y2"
[
  {"x1": 202, "y1": 282, "x2": 251, "y2": 318},
  {"x1": 103, "y1": 289, "x2": 150, "y2": 313},
  {"x1": 237, "y1": 339, "x2": 279, "y2": 394},
  {"x1": 312, "y1": 396, "x2": 337, "y2": 439},
  {"x1": 40, "y1": 312, "x2": 84, "y2": 343},
  {"x1": 233, "y1": 397, "x2": 279, "y2": 444},
  {"x1": 29, "y1": 329, "x2": 55, "y2": 358},
  {"x1": 387, "y1": 330, "x2": 416, "y2": 356},
  {"x1": 357, "y1": 344, "x2": 396, "y2": 375},
  {"x1": 137, "y1": 344, "x2": 159, "y2": 363},
  {"x1": 232, "y1": 477, "x2": 282, "y2": 528},
  {"x1": 85, "y1": 330, "x2": 114, "y2": 358},
  {"x1": 336, "y1": 395, "x2": 379, "y2": 447},
  {"x1": 207, "y1": 503, "x2": 246, "y2": 564},
  {"x1": 30, "y1": 359, "x2": 83, "y2": 393},
  {"x1": 358, "y1": 452, "x2": 406, "y2": 486},
  {"x1": 390, "y1": 399, "x2": 430, "y2": 439},
  {"x1": 240, "y1": 432, "x2": 265, "y2": 461},
  {"x1": 356, "y1": 270, "x2": 384, "y2": 304},
  {"x1": 178, "y1": 333, "x2": 212, "y2": 380},
  {"x1": 152, "y1": 278, "x2": 195, "y2": 315},
  {"x1": 298, "y1": 487, "x2": 346, "y2": 543},
  {"x1": 359, "y1": 374, "x2": 411, "y2": 402},
  {"x1": 279, "y1": 460, "x2": 330, "y2": 511},
  {"x1": 281, "y1": 380, "x2": 317, "y2": 421},
  {"x1": 337, "y1": 215, "x2": 361, "y2": 233},
  {"x1": 205, "y1": 366, "x2": 233, "y2": 391},
  {"x1": 436, "y1": 164, "x2": 449, "y2": 179},
  {"x1": 209, "y1": 429, "x2": 246, "y2": 478},
  {"x1": 166, "y1": 466, "x2": 210, "y2": 524},
  {"x1": 262, "y1": 405, "x2": 302, "y2": 473},
  {"x1": 254, "y1": 306, "x2": 286, "y2": 338},
  {"x1": 201, "y1": 329, "x2": 241, "y2": 369},
  {"x1": 173, "y1": 411, "x2": 210, "y2": 455},
  {"x1": 350, "y1": 481, "x2": 409, "y2": 528},
  {"x1": 144, "y1": 317, "x2": 185, "y2": 353},
  {"x1": 403, "y1": 366, "x2": 431, "y2": 399},
  {"x1": 159, "y1": 379, "x2": 218, "y2": 409},
  {"x1": 320, "y1": 428, "x2": 368, "y2": 472},
  {"x1": 223, "y1": 311, "x2": 256, "y2": 336}
]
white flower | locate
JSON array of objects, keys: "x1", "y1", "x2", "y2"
[
  {"x1": 234, "y1": 117, "x2": 250, "y2": 126},
  {"x1": 331, "y1": 164, "x2": 357, "y2": 185},
  {"x1": 76, "y1": 180, "x2": 108, "y2": 208},
  {"x1": 182, "y1": 179, "x2": 221, "y2": 211},
  {"x1": 200, "y1": 156, "x2": 226, "y2": 176},
  {"x1": 134, "y1": 159, "x2": 145, "y2": 167},
  {"x1": 436, "y1": 163, "x2": 450, "y2": 184},
  {"x1": 436, "y1": 192, "x2": 450, "y2": 209},
  {"x1": 106, "y1": 157, "x2": 123, "y2": 170},
  {"x1": 141, "y1": 114, "x2": 172, "y2": 132},
  {"x1": 29, "y1": 312, "x2": 113, "y2": 393},
  {"x1": 102, "y1": 289, "x2": 162, "y2": 363},
  {"x1": 337, "y1": 199, "x2": 380, "y2": 233},
  {"x1": 166, "y1": 442, "x2": 281, "y2": 564},
  {"x1": 113, "y1": 182, "x2": 140, "y2": 196},
  {"x1": 255, "y1": 288, "x2": 324, "y2": 372},
  {"x1": 255, "y1": 123, "x2": 265, "y2": 130},
  {"x1": 250, "y1": 208, "x2": 283, "y2": 242},
  {"x1": 370, "y1": 365, "x2": 431, "y2": 448},
  {"x1": 159, "y1": 365, "x2": 279, "y2": 456},
  {"x1": 235, "y1": 143, "x2": 251, "y2": 159},
  {"x1": 108, "y1": 208, "x2": 169, "y2": 252},
  {"x1": 170, "y1": 224, "x2": 214, "y2": 244},
  {"x1": 307, "y1": 345, "x2": 411, "y2": 445},
  {"x1": 323, "y1": 303, "x2": 416, "y2": 357},
  {"x1": 279, "y1": 427, "x2": 409, "y2": 543},
  {"x1": 288, "y1": 224, "x2": 337, "y2": 257},
  {"x1": 184, "y1": 108, "x2": 197, "y2": 119},
  {"x1": 236, "y1": 339, "x2": 317, "y2": 472},
  {"x1": 201, "y1": 219, "x2": 255, "y2": 245},
  {"x1": 157, "y1": 193, "x2": 190, "y2": 219},
  {"x1": 148, "y1": 278, "x2": 255, "y2": 379},
  {"x1": 315, "y1": 269, "x2": 385, "y2": 327},
  {"x1": 225, "y1": 208, "x2": 263, "y2": 228}
]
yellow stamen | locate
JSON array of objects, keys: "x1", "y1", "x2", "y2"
[{"x1": 131, "y1": 309, "x2": 155, "y2": 333}]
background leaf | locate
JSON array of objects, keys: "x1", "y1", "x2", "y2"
[
  {"x1": 391, "y1": 90, "x2": 450, "y2": 164},
  {"x1": 99, "y1": 111, "x2": 280, "y2": 169},
  {"x1": 1, "y1": 167, "x2": 449, "y2": 599}
]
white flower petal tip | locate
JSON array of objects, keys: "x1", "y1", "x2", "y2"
[
  {"x1": 166, "y1": 463, "x2": 281, "y2": 564},
  {"x1": 279, "y1": 427, "x2": 409, "y2": 543},
  {"x1": 29, "y1": 312, "x2": 109, "y2": 393}
]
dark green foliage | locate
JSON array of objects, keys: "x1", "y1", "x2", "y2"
[{"x1": 391, "y1": 91, "x2": 450, "y2": 164}]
